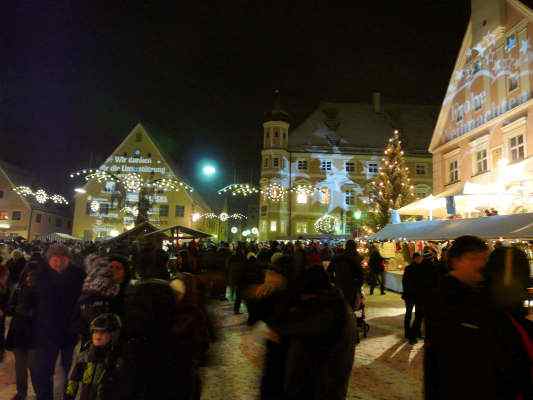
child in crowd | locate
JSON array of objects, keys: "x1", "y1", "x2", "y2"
[{"x1": 65, "y1": 313, "x2": 129, "y2": 400}]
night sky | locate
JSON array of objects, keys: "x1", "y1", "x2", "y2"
[{"x1": 3, "y1": 0, "x2": 470, "y2": 204}]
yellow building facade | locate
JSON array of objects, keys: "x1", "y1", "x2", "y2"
[
  {"x1": 72, "y1": 123, "x2": 216, "y2": 240},
  {"x1": 430, "y1": 0, "x2": 533, "y2": 215}
]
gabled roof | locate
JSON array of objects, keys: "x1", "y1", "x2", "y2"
[{"x1": 289, "y1": 101, "x2": 437, "y2": 155}]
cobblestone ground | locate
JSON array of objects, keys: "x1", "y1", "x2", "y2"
[{"x1": 0, "y1": 289, "x2": 423, "y2": 400}]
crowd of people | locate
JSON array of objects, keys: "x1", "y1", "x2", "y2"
[{"x1": 0, "y1": 235, "x2": 530, "y2": 400}]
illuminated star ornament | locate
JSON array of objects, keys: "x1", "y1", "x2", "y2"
[
  {"x1": 218, "y1": 183, "x2": 259, "y2": 197},
  {"x1": 261, "y1": 182, "x2": 287, "y2": 202},
  {"x1": 14, "y1": 186, "x2": 69, "y2": 205},
  {"x1": 314, "y1": 214, "x2": 338, "y2": 234}
]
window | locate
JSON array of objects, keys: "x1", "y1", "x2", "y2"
[
  {"x1": 12, "y1": 211, "x2": 22, "y2": 220},
  {"x1": 67, "y1": 221, "x2": 72, "y2": 229},
  {"x1": 415, "y1": 164, "x2": 427, "y2": 175},
  {"x1": 297, "y1": 160, "x2": 308, "y2": 170},
  {"x1": 266, "y1": 131, "x2": 270, "y2": 139},
  {"x1": 283, "y1": 132, "x2": 286, "y2": 140},
  {"x1": 345, "y1": 162, "x2": 355, "y2": 172},
  {"x1": 175, "y1": 205, "x2": 185, "y2": 217},
  {"x1": 320, "y1": 161, "x2": 332, "y2": 171},
  {"x1": 345, "y1": 190, "x2": 356, "y2": 206},
  {"x1": 296, "y1": 222, "x2": 307, "y2": 234},
  {"x1": 280, "y1": 220, "x2": 286, "y2": 234},
  {"x1": 270, "y1": 220, "x2": 277, "y2": 232},
  {"x1": 319, "y1": 188, "x2": 330, "y2": 205},
  {"x1": 86, "y1": 201, "x2": 92, "y2": 215},
  {"x1": 274, "y1": 129, "x2": 279, "y2": 138},
  {"x1": 48, "y1": 216, "x2": 52, "y2": 224},
  {"x1": 473, "y1": 60, "x2": 481, "y2": 74},
  {"x1": 260, "y1": 220, "x2": 267, "y2": 233},
  {"x1": 99, "y1": 203, "x2": 109, "y2": 215},
  {"x1": 367, "y1": 162, "x2": 379, "y2": 178},
  {"x1": 455, "y1": 104, "x2": 464, "y2": 122},
  {"x1": 506, "y1": 34, "x2": 516, "y2": 51},
  {"x1": 0, "y1": 190, "x2": 3, "y2": 199},
  {"x1": 55, "y1": 218, "x2": 62, "y2": 227},
  {"x1": 260, "y1": 205, "x2": 267, "y2": 216},
  {"x1": 473, "y1": 92, "x2": 485, "y2": 111},
  {"x1": 509, "y1": 134, "x2": 525, "y2": 162},
  {"x1": 103, "y1": 181, "x2": 116, "y2": 193},
  {"x1": 508, "y1": 75, "x2": 519, "y2": 92},
  {"x1": 448, "y1": 160, "x2": 459, "y2": 183},
  {"x1": 296, "y1": 191, "x2": 308, "y2": 204},
  {"x1": 0, "y1": 211, "x2": 8, "y2": 220},
  {"x1": 159, "y1": 204, "x2": 169, "y2": 217},
  {"x1": 132, "y1": 149, "x2": 141, "y2": 157},
  {"x1": 272, "y1": 158, "x2": 279, "y2": 168},
  {"x1": 263, "y1": 157, "x2": 269, "y2": 168},
  {"x1": 475, "y1": 149, "x2": 488, "y2": 174},
  {"x1": 36, "y1": 213, "x2": 42, "y2": 223},
  {"x1": 415, "y1": 185, "x2": 431, "y2": 199},
  {"x1": 135, "y1": 131, "x2": 142, "y2": 142}
]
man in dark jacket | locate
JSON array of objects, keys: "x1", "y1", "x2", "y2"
[
  {"x1": 402, "y1": 253, "x2": 423, "y2": 343},
  {"x1": 424, "y1": 235, "x2": 492, "y2": 400},
  {"x1": 368, "y1": 247, "x2": 386, "y2": 295},
  {"x1": 329, "y1": 240, "x2": 364, "y2": 310},
  {"x1": 28, "y1": 244, "x2": 85, "y2": 400}
]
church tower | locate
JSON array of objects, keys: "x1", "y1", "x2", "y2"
[{"x1": 259, "y1": 91, "x2": 291, "y2": 240}]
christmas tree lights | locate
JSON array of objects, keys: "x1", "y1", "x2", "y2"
[{"x1": 364, "y1": 130, "x2": 415, "y2": 230}]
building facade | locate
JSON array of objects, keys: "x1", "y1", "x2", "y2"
[
  {"x1": 72, "y1": 123, "x2": 216, "y2": 240},
  {"x1": 0, "y1": 161, "x2": 72, "y2": 240},
  {"x1": 259, "y1": 96, "x2": 436, "y2": 241},
  {"x1": 430, "y1": 0, "x2": 533, "y2": 215}
]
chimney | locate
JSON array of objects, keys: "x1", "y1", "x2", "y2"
[{"x1": 372, "y1": 92, "x2": 381, "y2": 113}]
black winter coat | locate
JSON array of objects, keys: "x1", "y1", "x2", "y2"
[{"x1": 329, "y1": 251, "x2": 364, "y2": 309}]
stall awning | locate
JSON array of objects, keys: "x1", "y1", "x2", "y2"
[
  {"x1": 144, "y1": 224, "x2": 212, "y2": 239},
  {"x1": 39, "y1": 232, "x2": 82, "y2": 242},
  {"x1": 368, "y1": 212, "x2": 533, "y2": 241}
]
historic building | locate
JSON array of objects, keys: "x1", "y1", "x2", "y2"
[
  {"x1": 259, "y1": 94, "x2": 436, "y2": 241},
  {"x1": 429, "y1": 0, "x2": 533, "y2": 216},
  {"x1": 0, "y1": 160, "x2": 72, "y2": 239},
  {"x1": 72, "y1": 123, "x2": 216, "y2": 240}
]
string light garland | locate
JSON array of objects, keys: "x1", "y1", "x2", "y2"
[
  {"x1": 193, "y1": 212, "x2": 247, "y2": 221},
  {"x1": 314, "y1": 214, "x2": 338, "y2": 234},
  {"x1": 218, "y1": 183, "x2": 259, "y2": 196},
  {"x1": 14, "y1": 186, "x2": 69, "y2": 205},
  {"x1": 261, "y1": 183, "x2": 287, "y2": 202}
]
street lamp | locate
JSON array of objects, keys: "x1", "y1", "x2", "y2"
[{"x1": 202, "y1": 165, "x2": 216, "y2": 177}]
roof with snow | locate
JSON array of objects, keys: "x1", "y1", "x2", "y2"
[{"x1": 288, "y1": 101, "x2": 438, "y2": 155}]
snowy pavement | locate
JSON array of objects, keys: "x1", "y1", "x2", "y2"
[{"x1": 0, "y1": 289, "x2": 423, "y2": 400}]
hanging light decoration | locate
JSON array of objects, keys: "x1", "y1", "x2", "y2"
[
  {"x1": 218, "y1": 183, "x2": 259, "y2": 196},
  {"x1": 219, "y1": 212, "x2": 229, "y2": 222},
  {"x1": 90, "y1": 200, "x2": 100, "y2": 213},
  {"x1": 262, "y1": 183, "x2": 286, "y2": 202},
  {"x1": 229, "y1": 213, "x2": 247, "y2": 220},
  {"x1": 14, "y1": 186, "x2": 69, "y2": 205},
  {"x1": 121, "y1": 173, "x2": 143, "y2": 191},
  {"x1": 314, "y1": 214, "x2": 338, "y2": 234}
]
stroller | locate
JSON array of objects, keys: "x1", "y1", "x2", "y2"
[{"x1": 353, "y1": 290, "x2": 370, "y2": 344}]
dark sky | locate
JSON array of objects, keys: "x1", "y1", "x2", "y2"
[{"x1": 3, "y1": 0, "x2": 470, "y2": 203}]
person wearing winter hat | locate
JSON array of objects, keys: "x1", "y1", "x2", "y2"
[
  {"x1": 65, "y1": 313, "x2": 130, "y2": 400},
  {"x1": 71, "y1": 255, "x2": 120, "y2": 346},
  {"x1": 107, "y1": 254, "x2": 132, "y2": 318}
]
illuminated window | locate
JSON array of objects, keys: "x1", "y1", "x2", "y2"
[
  {"x1": 280, "y1": 220, "x2": 286, "y2": 234},
  {"x1": 345, "y1": 190, "x2": 356, "y2": 206},
  {"x1": 297, "y1": 160, "x2": 308, "y2": 170},
  {"x1": 103, "y1": 181, "x2": 116, "y2": 193},
  {"x1": 296, "y1": 191, "x2": 308, "y2": 204},
  {"x1": 506, "y1": 34, "x2": 516, "y2": 51},
  {"x1": 261, "y1": 220, "x2": 267, "y2": 233},
  {"x1": 475, "y1": 149, "x2": 488, "y2": 174},
  {"x1": 366, "y1": 162, "x2": 379, "y2": 178},
  {"x1": 319, "y1": 188, "x2": 330, "y2": 205},
  {"x1": 345, "y1": 162, "x2": 355, "y2": 172},
  {"x1": 415, "y1": 164, "x2": 427, "y2": 175},
  {"x1": 270, "y1": 220, "x2": 277, "y2": 232},
  {"x1": 492, "y1": 147, "x2": 502, "y2": 167},
  {"x1": 320, "y1": 161, "x2": 332, "y2": 171},
  {"x1": 0, "y1": 211, "x2": 8, "y2": 220},
  {"x1": 509, "y1": 134, "x2": 525, "y2": 162},
  {"x1": 448, "y1": 160, "x2": 459, "y2": 183},
  {"x1": 296, "y1": 222, "x2": 307, "y2": 234}
]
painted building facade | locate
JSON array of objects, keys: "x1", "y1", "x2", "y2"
[
  {"x1": 0, "y1": 161, "x2": 72, "y2": 240},
  {"x1": 430, "y1": 0, "x2": 533, "y2": 215},
  {"x1": 259, "y1": 96, "x2": 436, "y2": 241},
  {"x1": 72, "y1": 123, "x2": 216, "y2": 240}
]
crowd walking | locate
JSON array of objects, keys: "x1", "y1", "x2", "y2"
[{"x1": 0, "y1": 235, "x2": 530, "y2": 400}]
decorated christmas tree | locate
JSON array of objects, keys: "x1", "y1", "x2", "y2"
[{"x1": 365, "y1": 130, "x2": 415, "y2": 231}]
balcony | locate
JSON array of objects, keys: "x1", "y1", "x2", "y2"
[{"x1": 444, "y1": 91, "x2": 531, "y2": 143}]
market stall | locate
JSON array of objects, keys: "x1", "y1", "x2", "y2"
[{"x1": 366, "y1": 213, "x2": 533, "y2": 292}]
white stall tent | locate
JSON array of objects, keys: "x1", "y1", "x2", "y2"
[{"x1": 368, "y1": 213, "x2": 533, "y2": 241}]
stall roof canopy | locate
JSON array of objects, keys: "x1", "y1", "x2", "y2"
[
  {"x1": 144, "y1": 224, "x2": 212, "y2": 239},
  {"x1": 368, "y1": 213, "x2": 533, "y2": 241}
]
